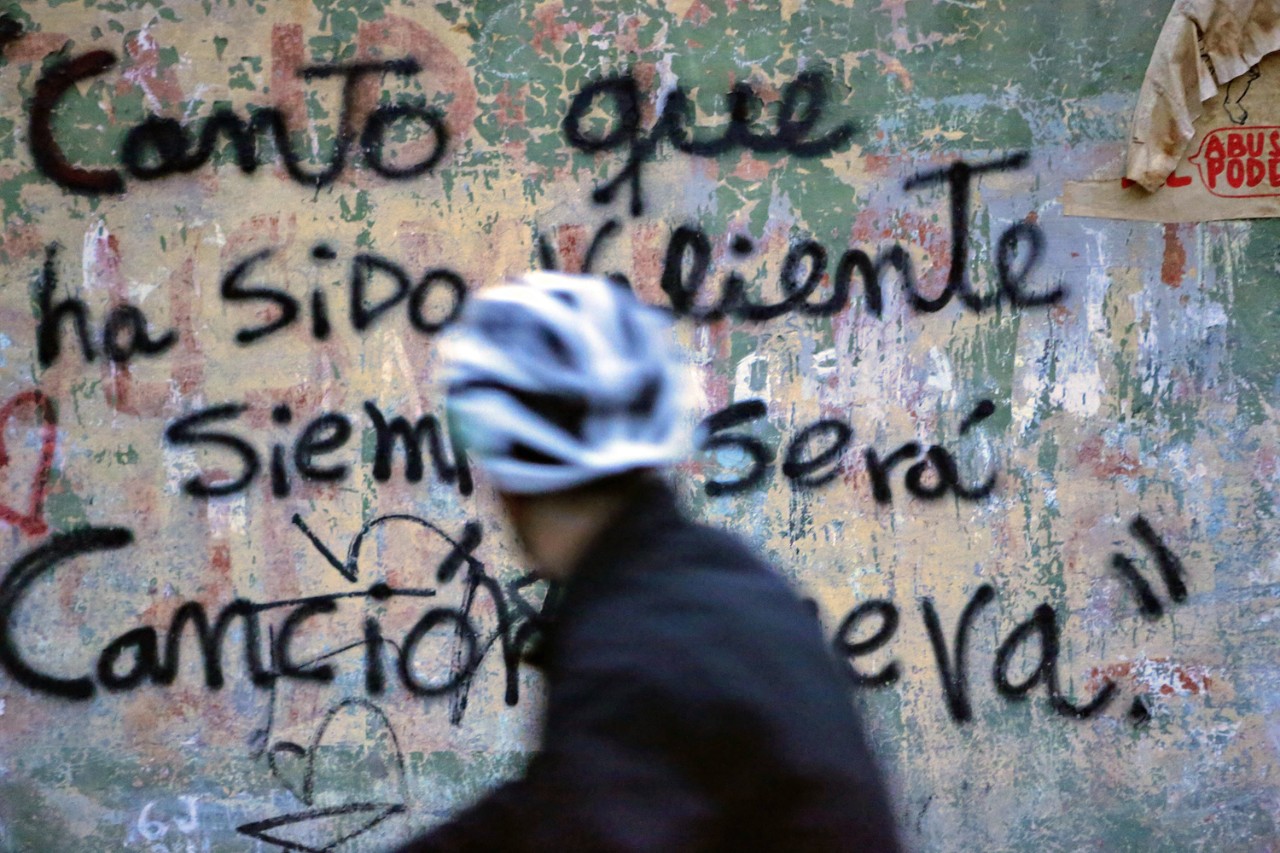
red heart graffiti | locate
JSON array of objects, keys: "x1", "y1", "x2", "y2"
[{"x1": 0, "y1": 390, "x2": 57, "y2": 537}]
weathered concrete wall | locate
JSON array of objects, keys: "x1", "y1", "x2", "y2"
[{"x1": 0, "y1": 1, "x2": 1277, "y2": 850}]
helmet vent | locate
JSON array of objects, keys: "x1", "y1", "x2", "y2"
[
  {"x1": 509, "y1": 442, "x2": 564, "y2": 465},
  {"x1": 629, "y1": 376, "x2": 663, "y2": 418},
  {"x1": 540, "y1": 327, "x2": 576, "y2": 367}
]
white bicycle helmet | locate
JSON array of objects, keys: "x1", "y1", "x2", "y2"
[{"x1": 443, "y1": 271, "x2": 687, "y2": 494}]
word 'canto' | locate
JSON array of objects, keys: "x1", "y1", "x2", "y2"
[{"x1": 31, "y1": 52, "x2": 447, "y2": 193}]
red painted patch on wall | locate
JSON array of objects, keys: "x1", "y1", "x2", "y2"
[
  {"x1": 1087, "y1": 658, "x2": 1213, "y2": 696},
  {"x1": 1161, "y1": 223, "x2": 1187, "y2": 287},
  {"x1": 0, "y1": 390, "x2": 57, "y2": 537},
  {"x1": 1076, "y1": 434, "x2": 1141, "y2": 478}
]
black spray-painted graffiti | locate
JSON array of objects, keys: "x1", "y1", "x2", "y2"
[
  {"x1": 696, "y1": 397, "x2": 997, "y2": 500},
  {"x1": 222, "y1": 245, "x2": 465, "y2": 345},
  {"x1": 564, "y1": 71, "x2": 856, "y2": 216},
  {"x1": 0, "y1": 516, "x2": 552, "y2": 718},
  {"x1": 0, "y1": 513, "x2": 1187, "y2": 730},
  {"x1": 540, "y1": 155, "x2": 1064, "y2": 319},
  {"x1": 2, "y1": 13, "x2": 1196, "y2": 745},
  {"x1": 0, "y1": 15, "x2": 23, "y2": 53},
  {"x1": 35, "y1": 244, "x2": 177, "y2": 367},
  {"x1": 660, "y1": 154, "x2": 1063, "y2": 318},
  {"x1": 241, "y1": 695, "x2": 410, "y2": 850},
  {"x1": 30, "y1": 51, "x2": 447, "y2": 194},
  {"x1": 161, "y1": 394, "x2": 992, "y2": 504},
  {"x1": 34, "y1": 242, "x2": 466, "y2": 367},
  {"x1": 834, "y1": 514, "x2": 1189, "y2": 724},
  {"x1": 164, "y1": 400, "x2": 472, "y2": 498}
]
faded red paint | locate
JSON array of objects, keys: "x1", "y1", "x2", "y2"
[
  {"x1": 860, "y1": 154, "x2": 899, "y2": 177},
  {"x1": 694, "y1": 319, "x2": 736, "y2": 416},
  {"x1": 88, "y1": 231, "x2": 175, "y2": 418},
  {"x1": 222, "y1": 214, "x2": 290, "y2": 264},
  {"x1": 394, "y1": 221, "x2": 448, "y2": 272},
  {"x1": 168, "y1": 256, "x2": 205, "y2": 399},
  {"x1": 613, "y1": 14, "x2": 648, "y2": 57},
  {"x1": 242, "y1": 385, "x2": 333, "y2": 429},
  {"x1": 1161, "y1": 223, "x2": 1187, "y2": 287},
  {"x1": 630, "y1": 222, "x2": 668, "y2": 305},
  {"x1": 1255, "y1": 444, "x2": 1276, "y2": 480},
  {"x1": 1086, "y1": 658, "x2": 1213, "y2": 696},
  {"x1": 629, "y1": 61, "x2": 658, "y2": 102},
  {"x1": 209, "y1": 540, "x2": 232, "y2": 583},
  {"x1": 684, "y1": 0, "x2": 714, "y2": 25},
  {"x1": 493, "y1": 82, "x2": 529, "y2": 131},
  {"x1": 872, "y1": 51, "x2": 913, "y2": 93},
  {"x1": 81, "y1": 230, "x2": 133, "y2": 416},
  {"x1": 270, "y1": 24, "x2": 307, "y2": 133},
  {"x1": 1076, "y1": 434, "x2": 1141, "y2": 478},
  {"x1": 877, "y1": 0, "x2": 911, "y2": 51},
  {"x1": 0, "y1": 390, "x2": 57, "y2": 537},
  {"x1": 0, "y1": 221, "x2": 44, "y2": 266},
  {"x1": 847, "y1": 208, "x2": 952, "y2": 301},
  {"x1": 118, "y1": 28, "x2": 185, "y2": 106},
  {"x1": 1049, "y1": 302, "x2": 1074, "y2": 324},
  {"x1": 530, "y1": 2, "x2": 580, "y2": 55},
  {"x1": 731, "y1": 151, "x2": 773, "y2": 182},
  {"x1": 7, "y1": 31, "x2": 67, "y2": 66},
  {"x1": 553, "y1": 224, "x2": 590, "y2": 273},
  {"x1": 103, "y1": 360, "x2": 139, "y2": 417},
  {"x1": 357, "y1": 15, "x2": 479, "y2": 151}
]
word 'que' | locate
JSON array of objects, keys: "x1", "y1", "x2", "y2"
[{"x1": 564, "y1": 71, "x2": 856, "y2": 215}]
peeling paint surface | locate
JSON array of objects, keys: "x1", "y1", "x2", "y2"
[{"x1": 0, "y1": 1, "x2": 1277, "y2": 851}]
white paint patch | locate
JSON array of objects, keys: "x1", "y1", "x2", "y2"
[
  {"x1": 129, "y1": 280, "x2": 160, "y2": 301},
  {"x1": 766, "y1": 185, "x2": 797, "y2": 228},
  {"x1": 387, "y1": 334, "x2": 421, "y2": 406},
  {"x1": 163, "y1": 443, "x2": 199, "y2": 497},
  {"x1": 207, "y1": 492, "x2": 248, "y2": 539},
  {"x1": 1052, "y1": 369, "x2": 1104, "y2": 419},
  {"x1": 1250, "y1": 550, "x2": 1280, "y2": 587},
  {"x1": 1052, "y1": 229, "x2": 1108, "y2": 418},
  {"x1": 734, "y1": 352, "x2": 769, "y2": 399},
  {"x1": 1012, "y1": 226, "x2": 1108, "y2": 429},
  {"x1": 82, "y1": 220, "x2": 112, "y2": 294},
  {"x1": 1198, "y1": 301, "x2": 1229, "y2": 328},
  {"x1": 1129, "y1": 658, "x2": 1214, "y2": 697},
  {"x1": 183, "y1": 85, "x2": 215, "y2": 122},
  {"x1": 654, "y1": 51, "x2": 678, "y2": 115},
  {"x1": 924, "y1": 346, "x2": 955, "y2": 396},
  {"x1": 810, "y1": 347, "x2": 838, "y2": 383},
  {"x1": 1010, "y1": 350, "x2": 1038, "y2": 432}
]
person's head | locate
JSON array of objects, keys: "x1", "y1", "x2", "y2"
[{"x1": 442, "y1": 272, "x2": 687, "y2": 576}]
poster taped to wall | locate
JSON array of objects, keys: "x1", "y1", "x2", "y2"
[{"x1": 1064, "y1": 55, "x2": 1280, "y2": 221}]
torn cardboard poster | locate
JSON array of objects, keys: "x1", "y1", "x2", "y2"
[{"x1": 1064, "y1": 1, "x2": 1280, "y2": 222}]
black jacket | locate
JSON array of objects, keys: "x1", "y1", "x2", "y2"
[{"x1": 394, "y1": 481, "x2": 900, "y2": 852}]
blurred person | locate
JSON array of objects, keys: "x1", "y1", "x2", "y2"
[{"x1": 391, "y1": 272, "x2": 900, "y2": 852}]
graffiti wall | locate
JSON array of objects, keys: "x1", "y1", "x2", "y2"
[{"x1": 1, "y1": 0, "x2": 1277, "y2": 850}]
